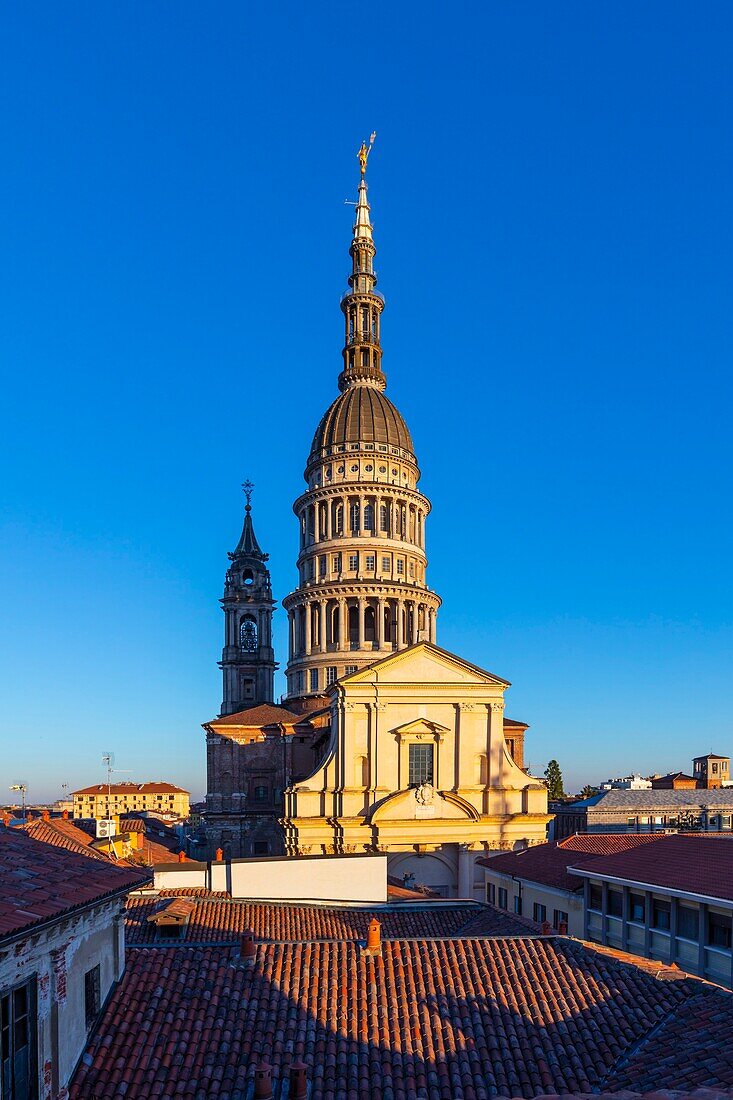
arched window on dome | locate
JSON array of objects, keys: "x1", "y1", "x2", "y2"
[
  {"x1": 364, "y1": 606, "x2": 376, "y2": 643},
  {"x1": 349, "y1": 501, "x2": 360, "y2": 533},
  {"x1": 334, "y1": 503, "x2": 344, "y2": 535},
  {"x1": 379, "y1": 504, "x2": 389, "y2": 533},
  {"x1": 363, "y1": 503, "x2": 374, "y2": 532},
  {"x1": 240, "y1": 617, "x2": 258, "y2": 652}
]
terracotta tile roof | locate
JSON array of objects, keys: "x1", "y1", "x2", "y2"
[
  {"x1": 69, "y1": 936, "x2": 733, "y2": 1099},
  {"x1": 72, "y1": 781, "x2": 189, "y2": 795},
  {"x1": 568, "y1": 833, "x2": 733, "y2": 902},
  {"x1": 0, "y1": 827, "x2": 146, "y2": 941},
  {"x1": 478, "y1": 835, "x2": 666, "y2": 892},
  {"x1": 125, "y1": 896, "x2": 516, "y2": 945},
  {"x1": 206, "y1": 703, "x2": 303, "y2": 727},
  {"x1": 503, "y1": 716, "x2": 528, "y2": 729},
  {"x1": 16, "y1": 817, "x2": 114, "y2": 861}
]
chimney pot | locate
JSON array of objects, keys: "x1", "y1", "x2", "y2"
[
  {"x1": 215, "y1": 847, "x2": 224, "y2": 862},
  {"x1": 253, "y1": 1061, "x2": 273, "y2": 1099},
  {"x1": 558, "y1": 920, "x2": 568, "y2": 935},
  {"x1": 288, "y1": 1060, "x2": 308, "y2": 1099},
  {"x1": 177, "y1": 851, "x2": 186, "y2": 863},
  {"x1": 240, "y1": 930, "x2": 257, "y2": 961},
  {"x1": 42, "y1": 809, "x2": 50, "y2": 821},
  {"x1": 62, "y1": 810, "x2": 69, "y2": 820},
  {"x1": 541, "y1": 920, "x2": 552, "y2": 936},
  {"x1": 365, "y1": 917, "x2": 381, "y2": 954}
]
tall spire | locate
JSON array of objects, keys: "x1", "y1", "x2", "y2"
[
  {"x1": 231, "y1": 480, "x2": 265, "y2": 560},
  {"x1": 338, "y1": 134, "x2": 385, "y2": 393}
]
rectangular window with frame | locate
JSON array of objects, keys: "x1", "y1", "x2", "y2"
[
  {"x1": 2, "y1": 978, "x2": 37, "y2": 1099},
  {"x1": 309, "y1": 669, "x2": 319, "y2": 692},
  {"x1": 365, "y1": 554, "x2": 375, "y2": 571},
  {"x1": 677, "y1": 905, "x2": 699, "y2": 940},
  {"x1": 326, "y1": 666, "x2": 338, "y2": 686},
  {"x1": 396, "y1": 559, "x2": 404, "y2": 575},
  {"x1": 533, "y1": 902, "x2": 547, "y2": 923},
  {"x1": 253, "y1": 785, "x2": 268, "y2": 802},
  {"x1": 553, "y1": 909, "x2": 569, "y2": 929},
  {"x1": 85, "y1": 964, "x2": 101, "y2": 1029},
  {"x1": 486, "y1": 882, "x2": 495, "y2": 905},
  {"x1": 707, "y1": 910, "x2": 732, "y2": 949},
  {"x1": 348, "y1": 554, "x2": 359, "y2": 571},
  {"x1": 319, "y1": 555, "x2": 326, "y2": 576},
  {"x1": 408, "y1": 743, "x2": 434, "y2": 787},
  {"x1": 651, "y1": 898, "x2": 671, "y2": 931},
  {"x1": 629, "y1": 892, "x2": 646, "y2": 923},
  {"x1": 514, "y1": 895, "x2": 523, "y2": 915},
  {"x1": 497, "y1": 887, "x2": 507, "y2": 909},
  {"x1": 253, "y1": 841, "x2": 269, "y2": 855},
  {"x1": 381, "y1": 556, "x2": 390, "y2": 571},
  {"x1": 589, "y1": 884, "x2": 603, "y2": 912},
  {"x1": 333, "y1": 554, "x2": 342, "y2": 572},
  {"x1": 608, "y1": 890, "x2": 623, "y2": 918},
  {"x1": 345, "y1": 665, "x2": 357, "y2": 677}
]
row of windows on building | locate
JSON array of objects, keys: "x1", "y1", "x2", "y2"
[
  {"x1": 77, "y1": 795, "x2": 177, "y2": 805},
  {"x1": 301, "y1": 552, "x2": 421, "y2": 584},
  {"x1": 487, "y1": 884, "x2": 569, "y2": 929},
  {"x1": 290, "y1": 665, "x2": 359, "y2": 694},
  {"x1": 587, "y1": 886, "x2": 732, "y2": 948},
  {"x1": 303, "y1": 502, "x2": 422, "y2": 542},
  {"x1": 625, "y1": 814, "x2": 733, "y2": 830}
]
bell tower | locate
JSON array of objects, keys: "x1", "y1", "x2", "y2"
[{"x1": 219, "y1": 481, "x2": 277, "y2": 715}]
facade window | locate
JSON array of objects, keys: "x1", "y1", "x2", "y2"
[
  {"x1": 85, "y1": 964, "x2": 101, "y2": 1029},
  {"x1": 707, "y1": 911, "x2": 732, "y2": 949},
  {"x1": 381, "y1": 556, "x2": 390, "y2": 571},
  {"x1": 651, "y1": 899, "x2": 671, "y2": 931},
  {"x1": 319, "y1": 555, "x2": 326, "y2": 576},
  {"x1": 363, "y1": 503, "x2": 374, "y2": 531},
  {"x1": 396, "y1": 559, "x2": 404, "y2": 575},
  {"x1": 309, "y1": 669, "x2": 319, "y2": 692},
  {"x1": 514, "y1": 895, "x2": 523, "y2": 915},
  {"x1": 253, "y1": 786, "x2": 268, "y2": 802},
  {"x1": 365, "y1": 554, "x2": 375, "y2": 571},
  {"x1": 608, "y1": 890, "x2": 623, "y2": 918},
  {"x1": 722, "y1": 815, "x2": 732, "y2": 830},
  {"x1": 335, "y1": 507, "x2": 343, "y2": 534},
  {"x1": 408, "y1": 743, "x2": 434, "y2": 787},
  {"x1": 349, "y1": 502, "x2": 360, "y2": 532},
  {"x1": 627, "y1": 817, "x2": 636, "y2": 828},
  {"x1": 307, "y1": 559, "x2": 315, "y2": 580},
  {"x1": 379, "y1": 505, "x2": 388, "y2": 531},
  {"x1": 589, "y1": 884, "x2": 603, "y2": 912},
  {"x1": 253, "y1": 841, "x2": 269, "y2": 855},
  {"x1": 1, "y1": 979, "x2": 36, "y2": 1099},
  {"x1": 240, "y1": 617, "x2": 258, "y2": 651},
  {"x1": 348, "y1": 554, "x2": 358, "y2": 571},
  {"x1": 533, "y1": 903, "x2": 547, "y2": 923},
  {"x1": 629, "y1": 893, "x2": 646, "y2": 923},
  {"x1": 333, "y1": 554, "x2": 342, "y2": 572},
  {"x1": 486, "y1": 883, "x2": 496, "y2": 904},
  {"x1": 326, "y1": 666, "x2": 338, "y2": 686},
  {"x1": 296, "y1": 671, "x2": 305, "y2": 694},
  {"x1": 497, "y1": 887, "x2": 507, "y2": 909},
  {"x1": 678, "y1": 905, "x2": 699, "y2": 940},
  {"x1": 553, "y1": 909, "x2": 569, "y2": 929},
  {"x1": 345, "y1": 665, "x2": 357, "y2": 676}
]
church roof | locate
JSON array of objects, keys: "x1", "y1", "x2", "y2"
[
  {"x1": 207, "y1": 703, "x2": 303, "y2": 728},
  {"x1": 309, "y1": 384, "x2": 414, "y2": 459},
  {"x1": 336, "y1": 640, "x2": 511, "y2": 688}
]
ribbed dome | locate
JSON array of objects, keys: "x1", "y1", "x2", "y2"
[{"x1": 310, "y1": 385, "x2": 415, "y2": 459}]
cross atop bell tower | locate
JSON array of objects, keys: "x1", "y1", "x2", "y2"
[{"x1": 219, "y1": 482, "x2": 277, "y2": 715}]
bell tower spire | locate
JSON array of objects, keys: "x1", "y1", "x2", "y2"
[
  {"x1": 338, "y1": 134, "x2": 386, "y2": 394},
  {"x1": 219, "y1": 482, "x2": 277, "y2": 714}
]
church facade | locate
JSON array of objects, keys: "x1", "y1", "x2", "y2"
[{"x1": 204, "y1": 142, "x2": 550, "y2": 890}]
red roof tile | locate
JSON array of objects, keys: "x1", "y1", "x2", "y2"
[
  {"x1": 69, "y1": 937, "x2": 733, "y2": 1099},
  {"x1": 0, "y1": 827, "x2": 146, "y2": 940},
  {"x1": 568, "y1": 833, "x2": 733, "y2": 902},
  {"x1": 479, "y1": 834, "x2": 666, "y2": 892},
  {"x1": 16, "y1": 817, "x2": 113, "y2": 861},
  {"x1": 207, "y1": 703, "x2": 303, "y2": 727},
  {"x1": 125, "y1": 895, "x2": 523, "y2": 945}
]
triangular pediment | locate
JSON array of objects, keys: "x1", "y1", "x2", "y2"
[
  {"x1": 390, "y1": 718, "x2": 451, "y2": 737},
  {"x1": 342, "y1": 642, "x2": 510, "y2": 688}
]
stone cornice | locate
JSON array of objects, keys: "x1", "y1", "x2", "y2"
[
  {"x1": 292, "y1": 483, "x2": 431, "y2": 514},
  {"x1": 283, "y1": 584, "x2": 442, "y2": 609}
]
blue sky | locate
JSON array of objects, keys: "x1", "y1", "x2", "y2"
[{"x1": 1, "y1": 3, "x2": 732, "y2": 802}]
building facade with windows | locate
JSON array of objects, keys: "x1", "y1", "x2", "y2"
[
  {"x1": 552, "y1": 787, "x2": 733, "y2": 840},
  {"x1": 570, "y1": 834, "x2": 733, "y2": 988},
  {"x1": 73, "y1": 781, "x2": 190, "y2": 821},
  {"x1": 281, "y1": 642, "x2": 550, "y2": 899},
  {"x1": 0, "y1": 828, "x2": 142, "y2": 1099}
]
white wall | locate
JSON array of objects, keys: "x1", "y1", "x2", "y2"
[{"x1": 155, "y1": 853, "x2": 388, "y2": 904}]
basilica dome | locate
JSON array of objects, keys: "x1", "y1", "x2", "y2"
[{"x1": 309, "y1": 384, "x2": 415, "y2": 459}]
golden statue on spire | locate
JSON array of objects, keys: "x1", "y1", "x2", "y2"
[{"x1": 358, "y1": 132, "x2": 377, "y2": 176}]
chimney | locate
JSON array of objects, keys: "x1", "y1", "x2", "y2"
[
  {"x1": 288, "y1": 1060, "x2": 308, "y2": 1099},
  {"x1": 215, "y1": 847, "x2": 224, "y2": 862},
  {"x1": 237, "y1": 930, "x2": 257, "y2": 969},
  {"x1": 541, "y1": 920, "x2": 552, "y2": 936},
  {"x1": 42, "y1": 809, "x2": 50, "y2": 822},
  {"x1": 62, "y1": 810, "x2": 69, "y2": 820},
  {"x1": 558, "y1": 920, "x2": 568, "y2": 935},
  {"x1": 2, "y1": 812, "x2": 10, "y2": 827},
  {"x1": 177, "y1": 851, "x2": 186, "y2": 863},
  {"x1": 253, "y1": 1061, "x2": 273, "y2": 1100},
  {"x1": 362, "y1": 918, "x2": 382, "y2": 957}
]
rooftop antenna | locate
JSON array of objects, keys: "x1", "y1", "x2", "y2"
[{"x1": 9, "y1": 783, "x2": 27, "y2": 822}]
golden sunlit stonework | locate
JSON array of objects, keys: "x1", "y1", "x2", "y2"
[{"x1": 205, "y1": 145, "x2": 550, "y2": 890}]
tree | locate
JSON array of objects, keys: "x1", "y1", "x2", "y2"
[
  {"x1": 580, "y1": 784, "x2": 599, "y2": 799},
  {"x1": 544, "y1": 759, "x2": 565, "y2": 800}
]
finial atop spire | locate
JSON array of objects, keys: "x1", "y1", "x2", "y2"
[
  {"x1": 242, "y1": 479, "x2": 254, "y2": 512},
  {"x1": 357, "y1": 132, "x2": 377, "y2": 177}
]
